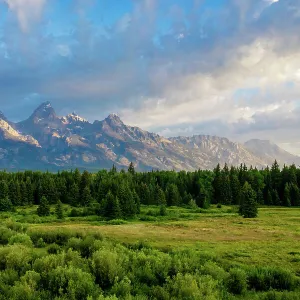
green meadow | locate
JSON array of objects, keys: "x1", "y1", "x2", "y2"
[{"x1": 0, "y1": 205, "x2": 299, "y2": 299}]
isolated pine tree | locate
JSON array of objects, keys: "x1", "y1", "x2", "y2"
[
  {"x1": 239, "y1": 182, "x2": 258, "y2": 218},
  {"x1": 128, "y1": 162, "x2": 135, "y2": 175},
  {"x1": 37, "y1": 196, "x2": 50, "y2": 216},
  {"x1": 55, "y1": 200, "x2": 64, "y2": 219}
]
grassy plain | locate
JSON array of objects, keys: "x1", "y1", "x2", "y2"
[{"x1": 5, "y1": 205, "x2": 300, "y2": 274}]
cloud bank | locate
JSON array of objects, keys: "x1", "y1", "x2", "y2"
[{"x1": 0, "y1": 0, "x2": 300, "y2": 154}]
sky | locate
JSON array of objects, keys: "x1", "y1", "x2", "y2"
[{"x1": 0, "y1": 0, "x2": 300, "y2": 154}]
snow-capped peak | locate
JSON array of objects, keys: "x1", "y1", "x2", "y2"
[{"x1": 63, "y1": 112, "x2": 88, "y2": 124}]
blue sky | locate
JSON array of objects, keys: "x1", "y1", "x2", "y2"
[{"x1": 0, "y1": 0, "x2": 300, "y2": 154}]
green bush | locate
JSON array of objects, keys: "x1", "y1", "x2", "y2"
[
  {"x1": 166, "y1": 273, "x2": 220, "y2": 300},
  {"x1": 226, "y1": 268, "x2": 248, "y2": 295},
  {"x1": 8, "y1": 233, "x2": 33, "y2": 247},
  {"x1": 47, "y1": 243, "x2": 61, "y2": 254},
  {"x1": 47, "y1": 266, "x2": 98, "y2": 300},
  {"x1": 247, "y1": 267, "x2": 297, "y2": 291},
  {"x1": 0, "y1": 227, "x2": 15, "y2": 245},
  {"x1": 91, "y1": 249, "x2": 125, "y2": 288}
]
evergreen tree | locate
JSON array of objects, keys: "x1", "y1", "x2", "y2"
[
  {"x1": 239, "y1": 182, "x2": 258, "y2": 218},
  {"x1": 132, "y1": 190, "x2": 141, "y2": 214},
  {"x1": 0, "y1": 196, "x2": 12, "y2": 212},
  {"x1": 139, "y1": 183, "x2": 151, "y2": 205},
  {"x1": 156, "y1": 186, "x2": 167, "y2": 206},
  {"x1": 102, "y1": 192, "x2": 122, "y2": 220},
  {"x1": 117, "y1": 182, "x2": 136, "y2": 218},
  {"x1": 128, "y1": 162, "x2": 135, "y2": 175},
  {"x1": 166, "y1": 183, "x2": 181, "y2": 206},
  {"x1": 55, "y1": 200, "x2": 64, "y2": 219},
  {"x1": 37, "y1": 196, "x2": 50, "y2": 216},
  {"x1": 290, "y1": 183, "x2": 300, "y2": 206},
  {"x1": 212, "y1": 164, "x2": 222, "y2": 204},
  {"x1": 230, "y1": 175, "x2": 242, "y2": 205},
  {"x1": 8, "y1": 180, "x2": 21, "y2": 206},
  {"x1": 283, "y1": 183, "x2": 292, "y2": 207},
  {"x1": 272, "y1": 189, "x2": 281, "y2": 206},
  {"x1": 69, "y1": 182, "x2": 80, "y2": 206},
  {"x1": 0, "y1": 180, "x2": 9, "y2": 200},
  {"x1": 81, "y1": 186, "x2": 92, "y2": 207}
]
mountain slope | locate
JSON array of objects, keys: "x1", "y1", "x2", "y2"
[
  {"x1": 0, "y1": 102, "x2": 298, "y2": 171},
  {"x1": 244, "y1": 139, "x2": 300, "y2": 166}
]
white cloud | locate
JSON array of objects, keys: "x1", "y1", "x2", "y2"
[{"x1": 4, "y1": 0, "x2": 46, "y2": 32}]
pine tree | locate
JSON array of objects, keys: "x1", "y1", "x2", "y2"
[
  {"x1": 272, "y1": 189, "x2": 281, "y2": 206},
  {"x1": 69, "y1": 182, "x2": 80, "y2": 206},
  {"x1": 0, "y1": 180, "x2": 9, "y2": 200},
  {"x1": 0, "y1": 196, "x2": 12, "y2": 212},
  {"x1": 37, "y1": 196, "x2": 50, "y2": 216},
  {"x1": 55, "y1": 200, "x2": 64, "y2": 219},
  {"x1": 283, "y1": 183, "x2": 292, "y2": 207},
  {"x1": 81, "y1": 186, "x2": 92, "y2": 207},
  {"x1": 166, "y1": 183, "x2": 181, "y2": 206},
  {"x1": 239, "y1": 182, "x2": 258, "y2": 218},
  {"x1": 290, "y1": 183, "x2": 300, "y2": 206},
  {"x1": 230, "y1": 175, "x2": 242, "y2": 205},
  {"x1": 102, "y1": 191, "x2": 122, "y2": 220},
  {"x1": 156, "y1": 186, "x2": 166, "y2": 206},
  {"x1": 132, "y1": 190, "x2": 141, "y2": 214},
  {"x1": 128, "y1": 162, "x2": 135, "y2": 175}
]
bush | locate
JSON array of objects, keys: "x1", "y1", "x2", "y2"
[
  {"x1": 226, "y1": 268, "x2": 247, "y2": 295},
  {"x1": 69, "y1": 208, "x2": 81, "y2": 217},
  {"x1": 8, "y1": 233, "x2": 33, "y2": 247},
  {"x1": 91, "y1": 249, "x2": 125, "y2": 288},
  {"x1": 47, "y1": 266, "x2": 98, "y2": 300},
  {"x1": 47, "y1": 243, "x2": 61, "y2": 254},
  {"x1": 166, "y1": 273, "x2": 220, "y2": 299},
  {"x1": 0, "y1": 227, "x2": 15, "y2": 245},
  {"x1": 248, "y1": 267, "x2": 296, "y2": 292},
  {"x1": 107, "y1": 219, "x2": 127, "y2": 225},
  {"x1": 35, "y1": 238, "x2": 46, "y2": 248}
]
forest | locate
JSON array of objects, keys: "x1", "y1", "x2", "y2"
[
  {"x1": 0, "y1": 161, "x2": 299, "y2": 299},
  {"x1": 0, "y1": 161, "x2": 298, "y2": 217}
]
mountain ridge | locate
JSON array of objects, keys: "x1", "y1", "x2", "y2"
[{"x1": 0, "y1": 102, "x2": 299, "y2": 171}]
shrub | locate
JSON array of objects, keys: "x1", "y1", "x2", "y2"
[
  {"x1": 159, "y1": 205, "x2": 167, "y2": 216},
  {"x1": 69, "y1": 208, "x2": 81, "y2": 217},
  {"x1": 35, "y1": 238, "x2": 46, "y2": 248},
  {"x1": 47, "y1": 243, "x2": 61, "y2": 254},
  {"x1": 8, "y1": 233, "x2": 33, "y2": 247},
  {"x1": 0, "y1": 227, "x2": 15, "y2": 245},
  {"x1": 107, "y1": 219, "x2": 127, "y2": 225},
  {"x1": 91, "y1": 249, "x2": 125, "y2": 288},
  {"x1": 47, "y1": 266, "x2": 98, "y2": 300},
  {"x1": 166, "y1": 273, "x2": 220, "y2": 299},
  {"x1": 247, "y1": 267, "x2": 296, "y2": 292},
  {"x1": 226, "y1": 268, "x2": 247, "y2": 295}
]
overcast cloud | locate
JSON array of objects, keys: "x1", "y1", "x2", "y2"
[{"x1": 0, "y1": 0, "x2": 300, "y2": 154}]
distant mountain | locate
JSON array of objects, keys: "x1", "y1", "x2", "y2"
[
  {"x1": 0, "y1": 102, "x2": 298, "y2": 171},
  {"x1": 244, "y1": 139, "x2": 300, "y2": 166}
]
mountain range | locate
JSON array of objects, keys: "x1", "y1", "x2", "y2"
[{"x1": 0, "y1": 102, "x2": 299, "y2": 171}]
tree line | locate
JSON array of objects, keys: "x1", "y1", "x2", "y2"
[{"x1": 0, "y1": 161, "x2": 299, "y2": 218}]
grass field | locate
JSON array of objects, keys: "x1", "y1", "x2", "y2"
[
  {"x1": 0, "y1": 205, "x2": 300, "y2": 299},
  {"x1": 9, "y1": 205, "x2": 299, "y2": 273}
]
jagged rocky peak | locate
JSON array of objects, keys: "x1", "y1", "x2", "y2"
[
  {"x1": 30, "y1": 101, "x2": 57, "y2": 122},
  {"x1": 104, "y1": 113, "x2": 124, "y2": 126},
  {"x1": 62, "y1": 112, "x2": 88, "y2": 124}
]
